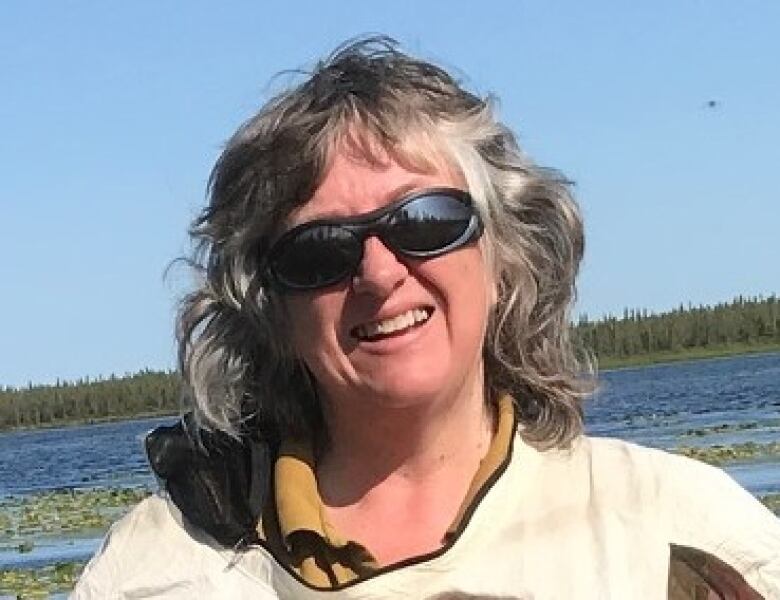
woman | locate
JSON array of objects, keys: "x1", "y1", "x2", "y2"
[{"x1": 73, "y1": 38, "x2": 779, "y2": 599}]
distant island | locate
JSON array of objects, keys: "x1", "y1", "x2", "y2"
[{"x1": 1, "y1": 295, "x2": 778, "y2": 431}]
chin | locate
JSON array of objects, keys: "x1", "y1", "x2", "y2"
[
  {"x1": 381, "y1": 377, "x2": 442, "y2": 402},
  {"x1": 358, "y1": 359, "x2": 477, "y2": 410}
]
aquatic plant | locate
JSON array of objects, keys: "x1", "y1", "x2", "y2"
[
  {"x1": 761, "y1": 493, "x2": 780, "y2": 515},
  {"x1": 0, "y1": 489, "x2": 149, "y2": 596},
  {"x1": 675, "y1": 441, "x2": 780, "y2": 466},
  {"x1": 680, "y1": 422, "x2": 761, "y2": 437},
  {"x1": 0, "y1": 560, "x2": 84, "y2": 598},
  {"x1": 0, "y1": 487, "x2": 150, "y2": 542}
]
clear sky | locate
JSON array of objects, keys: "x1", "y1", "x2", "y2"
[{"x1": 2, "y1": 1, "x2": 778, "y2": 387}]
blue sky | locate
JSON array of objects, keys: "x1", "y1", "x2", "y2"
[{"x1": 2, "y1": 1, "x2": 778, "y2": 387}]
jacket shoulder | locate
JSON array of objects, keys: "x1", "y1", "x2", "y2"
[
  {"x1": 72, "y1": 493, "x2": 218, "y2": 598},
  {"x1": 575, "y1": 436, "x2": 780, "y2": 597}
]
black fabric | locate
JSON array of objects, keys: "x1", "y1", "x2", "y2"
[{"x1": 145, "y1": 414, "x2": 271, "y2": 549}]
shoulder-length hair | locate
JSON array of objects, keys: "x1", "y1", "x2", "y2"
[{"x1": 177, "y1": 36, "x2": 594, "y2": 450}]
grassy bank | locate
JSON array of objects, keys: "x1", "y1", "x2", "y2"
[
  {"x1": 597, "y1": 342, "x2": 780, "y2": 370},
  {"x1": 0, "y1": 409, "x2": 178, "y2": 434}
]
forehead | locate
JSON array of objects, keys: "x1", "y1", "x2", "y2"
[{"x1": 287, "y1": 138, "x2": 465, "y2": 227}]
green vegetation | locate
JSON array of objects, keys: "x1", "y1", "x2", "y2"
[
  {"x1": 0, "y1": 369, "x2": 179, "y2": 431},
  {"x1": 0, "y1": 561, "x2": 85, "y2": 598},
  {"x1": 675, "y1": 442, "x2": 780, "y2": 466},
  {"x1": 0, "y1": 488, "x2": 150, "y2": 541},
  {"x1": 761, "y1": 493, "x2": 780, "y2": 515},
  {"x1": 597, "y1": 341, "x2": 780, "y2": 369},
  {"x1": 577, "y1": 295, "x2": 780, "y2": 368},
  {"x1": 0, "y1": 488, "x2": 150, "y2": 598},
  {"x1": 679, "y1": 421, "x2": 778, "y2": 438}
]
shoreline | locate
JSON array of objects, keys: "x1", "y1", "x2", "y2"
[
  {"x1": 597, "y1": 344, "x2": 780, "y2": 371},
  {"x1": 0, "y1": 411, "x2": 178, "y2": 435},
  {"x1": 2, "y1": 346, "x2": 779, "y2": 434}
]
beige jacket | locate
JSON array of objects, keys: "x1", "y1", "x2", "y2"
[{"x1": 71, "y1": 435, "x2": 780, "y2": 599}]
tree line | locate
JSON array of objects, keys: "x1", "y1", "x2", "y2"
[
  {"x1": 0, "y1": 370, "x2": 180, "y2": 430},
  {"x1": 1, "y1": 295, "x2": 778, "y2": 430},
  {"x1": 575, "y1": 294, "x2": 779, "y2": 362}
]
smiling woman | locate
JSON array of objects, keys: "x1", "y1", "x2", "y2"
[{"x1": 71, "y1": 37, "x2": 780, "y2": 599}]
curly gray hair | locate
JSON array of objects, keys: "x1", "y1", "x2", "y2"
[{"x1": 177, "y1": 36, "x2": 594, "y2": 449}]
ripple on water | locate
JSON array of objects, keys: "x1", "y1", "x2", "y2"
[
  {"x1": 0, "y1": 416, "x2": 174, "y2": 497},
  {"x1": 586, "y1": 353, "x2": 780, "y2": 496},
  {"x1": 725, "y1": 461, "x2": 780, "y2": 497},
  {"x1": 0, "y1": 535, "x2": 99, "y2": 570}
]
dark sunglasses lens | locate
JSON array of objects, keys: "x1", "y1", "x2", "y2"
[
  {"x1": 387, "y1": 194, "x2": 473, "y2": 253},
  {"x1": 271, "y1": 226, "x2": 360, "y2": 288}
]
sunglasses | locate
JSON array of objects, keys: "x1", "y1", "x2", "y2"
[{"x1": 265, "y1": 187, "x2": 483, "y2": 291}]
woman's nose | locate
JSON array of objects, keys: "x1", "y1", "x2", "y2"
[{"x1": 351, "y1": 236, "x2": 408, "y2": 297}]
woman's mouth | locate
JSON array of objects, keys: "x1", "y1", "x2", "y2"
[{"x1": 351, "y1": 307, "x2": 433, "y2": 342}]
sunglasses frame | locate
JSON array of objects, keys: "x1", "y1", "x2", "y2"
[{"x1": 264, "y1": 187, "x2": 483, "y2": 292}]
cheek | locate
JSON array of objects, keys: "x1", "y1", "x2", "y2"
[
  {"x1": 284, "y1": 293, "x2": 343, "y2": 361},
  {"x1": 465, "y1": 261, "x2": 496, "y2": 348},
  {"x1": 285, "y1": 295, "x2": 322, "y2": 357},
  {"x1": 456, "y1": 251, "x2": 495, "y2": 312},
  {"x1": 430, "y1": 250, "x2": 494, "y2": 343}
]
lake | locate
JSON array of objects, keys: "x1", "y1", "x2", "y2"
[{"x1": 1, "y1": 351, "x2": 778, "y2": 571}]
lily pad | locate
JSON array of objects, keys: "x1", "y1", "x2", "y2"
[
  {"x1": 0, "y1": 560, "x2": 85, "y2": 598},
  {"x1": 0, "y1": 487, "x2": 151, "y2": 542},
  {"x1": 760, "y1": 493, "x2": 780, "y2": 515},
  {"x1": 674, "y1": 442, "x2": 780, "y2": 466}
]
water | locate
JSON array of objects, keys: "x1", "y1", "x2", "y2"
[
  {"x1": 0, "y1": 416, "x2": 176, "y2": 497},
  {"x1": 587, "y1": 352, "x2": 780, "y2": 448},
  {"x1": 0, "y1": 416, "x2": 177, "y2": 571},
  {"x1": 0, "y1": 536, "x2": 100, "y2": 570},
  {"x1": 586, "y1": 352, "x2": 780, "y2": 497},
  {"x1": 0, "y1": 352, "x2": 778, "y2": 572}
]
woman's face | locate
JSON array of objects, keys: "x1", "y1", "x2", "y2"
[{"x1": 284, "y1": 144, "x2": 495, "y2": 413}]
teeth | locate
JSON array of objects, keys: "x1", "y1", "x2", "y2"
[{"x1": 356, "y1": 308, "x2": 430, "y2": 340}]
